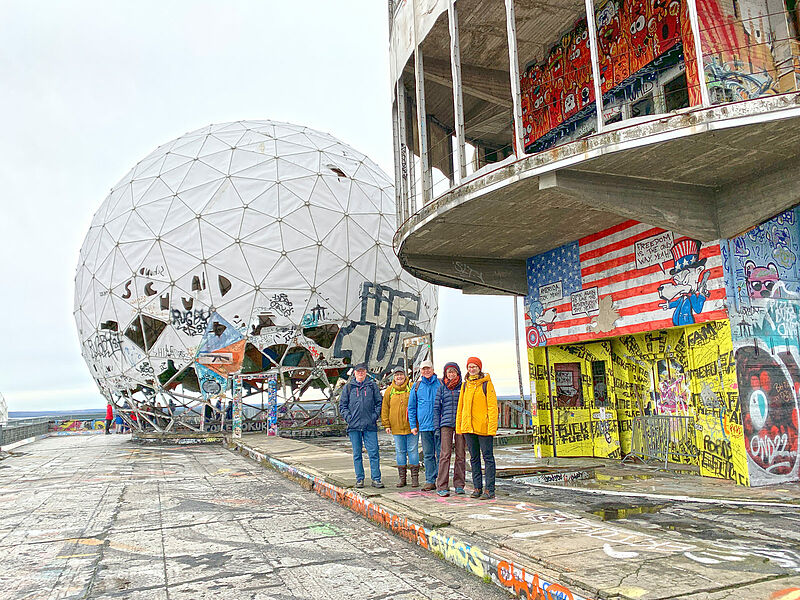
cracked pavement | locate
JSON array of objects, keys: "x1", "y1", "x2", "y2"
[{"x1": 0, "y1": 435, "x2": 511, "y2": 599}]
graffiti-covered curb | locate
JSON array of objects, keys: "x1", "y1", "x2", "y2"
[{"x1": 229, "y1": 438, "x2": 595, "y2": 600}]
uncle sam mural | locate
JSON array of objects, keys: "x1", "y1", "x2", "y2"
[{"x1": 658, "y1": 238, "x2": 711, "y2": 326}]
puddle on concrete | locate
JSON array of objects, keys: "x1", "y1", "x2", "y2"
[
  {"x1": 590, "y1": 503, "x2": 666, "y2": 520},
  {"x1": 595, "y1": 473, "x2": 654, "y2": 482}
]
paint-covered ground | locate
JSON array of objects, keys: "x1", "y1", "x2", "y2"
[
  {"x1": 0, "y1": 435, "x2": 512, "y2": 600},
  {"x1": 237, "y1": 432, "x2": 800, "y2": 600}
]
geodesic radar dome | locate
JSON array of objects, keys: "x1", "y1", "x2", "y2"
[{"x1": 74, "y1": 120, "x2": 437, "y2": 431}]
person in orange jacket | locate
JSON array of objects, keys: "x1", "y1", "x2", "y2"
[{"x1": 455, "y1": 357, "x2": 498, "y2": 499}]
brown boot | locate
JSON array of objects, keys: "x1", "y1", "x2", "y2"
[
  {"x1": 396, "y1": 465, "x2": 407, "y2": 487},
  {"x1": 409, "y1": 465, "x2": 420, "y2": 487}
]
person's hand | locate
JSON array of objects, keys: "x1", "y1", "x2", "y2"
[
  {"x1": 411, "y1": 428, "x2": 418, "y2": 435},
  {"x1": 385, "y1": 428, "x2": 391, "y2": 435}
]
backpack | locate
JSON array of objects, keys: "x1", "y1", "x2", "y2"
[{"x1": 461, "y1": 380, "x2": 488, "y2": 397}]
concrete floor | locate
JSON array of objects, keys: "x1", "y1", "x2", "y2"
[
  {"x1": 0, "y1": 435, "x2": 511, "y2": 599},
  {"x1": 238, "y1": 432, "x2": 800, "y2": 600}
]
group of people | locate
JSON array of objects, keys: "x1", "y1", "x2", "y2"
[
  {"x1": 339, "y1": 357, "x2": 499, "y2": 499},
  {"x1": 104, "y1": 403, "x2": 128, "y2": 434}
]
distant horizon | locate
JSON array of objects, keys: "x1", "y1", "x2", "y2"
[{"x1": 8, "y1": 393, "x2": 532, "y2": 418}]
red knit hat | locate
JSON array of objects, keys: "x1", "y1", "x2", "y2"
[{"x1": 466, "y1": 357, "x2": 482, "y2": 370}]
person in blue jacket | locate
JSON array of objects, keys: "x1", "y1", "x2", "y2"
[
  {"x1": 433, "y1": 362, "x2": 466, "y2": 497},
  {"x1": 408, "y1": 359, "x2": 441, "y2": 490},
  {"x1": 339, "y1": 363, "x2": 384, "y2": 488}
]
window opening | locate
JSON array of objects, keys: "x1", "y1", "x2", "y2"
[
  {"x1": 663, "y1": 72, "x2": 690, "y2": 112},
  {"x1": 591, "y1": 360, "x2": 608, "y2": 406},
  {"x1": 630, "y1": 94, "x2": 654, "y2": 118},
  {"x1": 554, "y1": 363, "x2": 583, "y2": 408}
]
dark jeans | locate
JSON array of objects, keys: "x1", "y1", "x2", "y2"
[
  {"x1": 104, "y1": 418, "x2": 112, "y2": 434},
  {"x1": 463, "y1": 433, "x2": 495, "y2": 494},
  {"x1": 420, "y1": 429, "x2": 441, "y2": 484}
]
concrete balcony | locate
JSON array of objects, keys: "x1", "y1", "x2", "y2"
[
  {"x1": 394, "y1": 92, "x2": 800, "y2": 294},
  {"x1": 388, "y1": 0, "x2": 800, "y2": 294}
]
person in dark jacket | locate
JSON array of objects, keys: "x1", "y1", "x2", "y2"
[
  {"x1": 408, "y1": 359, "x2": 441, "y2": 490},
  {"x1": 433, "y1": 362, "x2": 466, "y2": 496},
  {"x1": 340, "y1": 363, "x2": 384, "y2": 488}
]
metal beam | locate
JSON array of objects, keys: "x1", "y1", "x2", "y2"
[
  {"x1": 539, "y1": 169, "x2": 719, "y2": 240},
  {"x1": 448, "y1": 0, "x2": 467, "y2": 182},
  {"x1": 584, "y1": 0, "x2": 605, "y2": 134},
  {"x1": 505, "y1": 0, "x2": 526, "y2": 157}
]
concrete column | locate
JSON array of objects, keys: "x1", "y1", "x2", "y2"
[
  {"x1": 504, "y1": 0, "x2": 526, "y2": 157},
  {"x1": 584, "y1": 0, "x2": 605, "y2": 133},
  {"x1": 686, "y1": 0, "x2": 711, "y2": 106},
  {"x1": 396, "y1": 80, "x2": 411, "y2": 222},
  {"x1": 391, "y1": 94, "x2": 404, "y2": 225},
  {"x1": 412, "y1": 0, "x2": 433, "y2": 204},
  {"x1": 448, "y1": 0, "x2": 467, "y2": 182}
]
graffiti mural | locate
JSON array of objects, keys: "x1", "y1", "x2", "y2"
[
  {"x1": 521, "y1": 0, "x2": 693, "y2": 152},
  {"x1": 736, "y1": 345, "x2": 800, "y2": 483},
  {"x1": 333, "y1": 282, "x2": 426, "y2": 371},
  {"x1": 525, "y1": 221, "x2": 727, "y2": 347},
  {"x1": 698, "y1": 0, "x2": 799, "y2": 103},
  {"x1": 528, "y1": 319, "x2": 750, "y2": 482},
  {"x1": 51, "y1": 419, "x2": 105, "y2": 434},
  {"x1": 724, "y1": 206, "x2": 800, "y2": 485}
]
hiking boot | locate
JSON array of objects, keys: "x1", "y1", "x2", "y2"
[
  {"x1": 480, "y1": 491, "x2": 495, "y2": 500},
  {"x1": 371, "y1": 480, "x2": 384, "y2": 488},
  {"x1": 355, "y1": 479, "x2": 364, "y2": 488},
  {"x1": 396, "y1": 465, "x2": 407, "y2": 487},
  {"x1": 409, "y1": 465, "x2": 420, "y2": 487},
  {"x1": 470, "y1": 488, "x2": 482, "y2": 498},
  {"x1": 421, "y1": 483, "x2": 435, "y2": 491}
]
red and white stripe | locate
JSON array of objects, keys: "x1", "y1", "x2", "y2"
[{"x1": 544, "y1": 220, "x2": 728, "y2": 346}]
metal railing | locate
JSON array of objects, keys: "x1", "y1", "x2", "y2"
[
  {"x1": 624, "y1": 415, "x2": 699, "y2": 468},
  {"x1": 0, "y1": 419, "x2": 50, "y2": 448}
]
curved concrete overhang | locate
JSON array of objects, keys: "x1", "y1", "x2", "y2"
[{"x1": 394, "y1": 93, "x2": 800, "y2": 295}]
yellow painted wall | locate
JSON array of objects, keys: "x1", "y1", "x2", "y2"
[
  {"x1": 529, "y1": 342, "x2": 621, "y2": 459},
  {"x1": 527, "y1": 320, "x2": 751, "y2": 484},
  {"x1": 684, "y1": 320, "x2": 749, "y2": 485}
]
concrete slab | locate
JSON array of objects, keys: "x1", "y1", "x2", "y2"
[
  {"x1": 232, "y1": 433, "x2": 800, "y2": 600},
  {"x1": 1, "y1": 435, "x2": 514, "y2": 600}
]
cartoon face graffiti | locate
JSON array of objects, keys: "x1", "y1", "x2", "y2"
[
  {"x1": 745, "y1": 260, "x2": 782, "y2": 298},
  {"x1": 626, "y1": 0, "x2": 649, "y2": 48},
  {"x1": 596, "y1": 0, "x2": 622, "y2": 58},
  {"x1": 649, "y1": 0, "x2": 681, "y2": 55},
  {"x1": 736, "y1": 345, "x2": 800, "y2": 483},
  {"x1": 658, "y1": 238, "x2": 710, "y2": 326}
]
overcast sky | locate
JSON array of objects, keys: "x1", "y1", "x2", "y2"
[{"x1": 0, "y1": 1, "x2": 527, "y2": 412}]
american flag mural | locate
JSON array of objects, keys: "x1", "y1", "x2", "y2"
[{"x1": 525, "y1": 220, "x2": 728, "y2": 347}]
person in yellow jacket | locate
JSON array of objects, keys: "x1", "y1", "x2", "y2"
[
  {"x1": 455, "y1": 357, "x2": 498, "y2": 499},
  {"x1": 381, "y1": 366, "x2": 420, "y2": 487}
]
